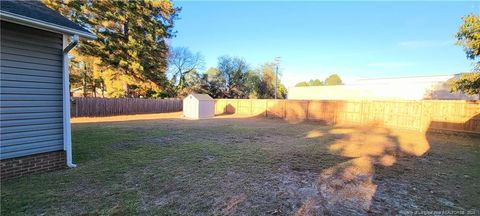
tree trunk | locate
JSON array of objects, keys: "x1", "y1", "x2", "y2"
[
  {"x1": 101, "y1": 82, "x2": 105, "y2": 98},
  {"x1": 124, "y1": 82, "x2": 129, "y2": 98},
  {"x1": 82, "y1": 75, "x2": 87, "y2": 97}
]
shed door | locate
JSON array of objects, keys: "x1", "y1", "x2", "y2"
[{"x1": 0, "y1": 21, "x2": 64, "y2": 159}]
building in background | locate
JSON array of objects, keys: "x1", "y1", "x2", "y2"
[
  {"x1": 183, "y1": 94, "x2": 215, "y2": 119},
  {"x1": 288, "y1": 74, "x2": 477, "y2": 100}
]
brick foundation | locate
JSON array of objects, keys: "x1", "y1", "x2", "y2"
[{"x1": 0, "y1": 151, "x2": 66, "y2": 180}]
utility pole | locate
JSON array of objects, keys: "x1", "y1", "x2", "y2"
[{"x1": 274, "y1": 57, "x2": 281, "y2": 100}]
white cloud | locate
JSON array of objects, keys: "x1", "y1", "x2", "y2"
[{"x1": 398, "y1": 40, "x2": 453, "y2": 48}]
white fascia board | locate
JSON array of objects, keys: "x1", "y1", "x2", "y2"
[{"x1": 0, "y1": 11, "x2": 96, "y2": 40}]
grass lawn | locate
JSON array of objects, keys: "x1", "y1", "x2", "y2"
[{"x1": 1, "y1": 113, "x2": 479, "y2": 215}]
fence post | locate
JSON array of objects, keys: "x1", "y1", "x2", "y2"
[
  {"x1": 420, "y1": 100, "x2": 428, "y2": 132},
  {"x1": 264, "y1": 100, "x2": 268, "y2": 117},
  {"x1": 306, "y1": 100, "x2": 309, "y2": 121},
  {"x1": 252, "y1": 99, "x2": 255, "y2": 115},
  {"x1": 75, "y1": 98, "x2": 78, "y2": 117}
]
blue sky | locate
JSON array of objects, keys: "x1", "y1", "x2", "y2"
[{"x1": 171, "y1": 1, "x2": 480, "y2": 87}]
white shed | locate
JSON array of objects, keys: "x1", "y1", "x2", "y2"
[{"x1": 183, "y1": 94, "x2": 215, "y2": 119}]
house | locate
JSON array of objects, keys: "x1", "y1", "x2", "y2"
[
  {"x1": 288, "y1": 74, "x2": 478, "y2": 100},
  {"x1": 183, "y1": 94, "x2": 215, "y2": 119},
  {"x1": 0, "y1": 1, "x2": 95, "y2": 179}
]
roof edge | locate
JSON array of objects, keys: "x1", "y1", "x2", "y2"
[
  {"x1": 188, "y1": 94, "x2": 214, "y2": 101},
  {"x1": 0, "y1": 11, "x2": 96, "y2": 39}
]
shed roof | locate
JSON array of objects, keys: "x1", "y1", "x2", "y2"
[
  {"x1": 0, "y1": 0, "x2": 95, "y2": 39},
  {"x1": 188, "y1": 94, "x2": 214, "y2": 101}
]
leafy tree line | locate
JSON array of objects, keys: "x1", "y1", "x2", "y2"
[
  {"x1": 43, "y1": 0, "x2": 179, "y2": 98},
  {"x1": 47, "y1": 0, "x2": 478, "y2": 98},
  {"x1": 44, "y1": 0, "x2": 287, "y2": 99},
  {"x1": 453, "y1": 13, "x2": 480, "y2": 98},
  {"x1": 166, "y1": 48, "x2": 288, "y2": 99},
  {"x1": 295, "y1": 74, "x2": 343, "y2": 87}
]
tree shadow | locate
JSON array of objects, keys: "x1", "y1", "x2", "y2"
[
  {"x1": 294, "y1": 116, "x2": 478, "y2": 215},
  {"x1": 212, "y1": 100, "x2": 478, "y2": 214},
  {"x1": 293, "y1": 125, "x2": 429, "y2": 215},
  {"x1": 70, "y1": 103, "x2": 478, "y2": 214}
]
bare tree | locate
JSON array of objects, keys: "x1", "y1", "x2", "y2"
[{"x1": 168, "y1": 47, "x2": 205, "y2": 90}]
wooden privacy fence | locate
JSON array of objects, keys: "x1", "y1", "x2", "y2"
[
  {"x1": 215, "y1": 99, "x2": 480, "y2": 134},
  {"x1": 71, "y1": 97, "x2": 182, "y2": 117}
]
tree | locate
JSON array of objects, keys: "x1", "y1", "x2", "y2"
[
  {"x1": 451, "y1": 72, "x2": 480, "y2": 97},
  {"x1": 69, "y1": 53, "x2": 106, "y2": 97},
  {"x1": 256, "y1": 63, "x2": 275, "y2": 98},
  {"x1": 453, "y1": 14, "x2": 480, "y2": 97},
  {"x1": 101, "y1": 69, "x2": 137, "y2": 98},
  {"x1": 43, "y1": 0, "x2": 180, "y2": 97},
  {"x1": 295, "y1": 79, "x2": 325, "y2": 87},
  {"x1": 175, "y1": 70, "x2": 209, "y2": 97},
  {"x1": 168, "y1": 47, "x2": 205, "y2": 90},
  {"x1": 295, "y1": 81, "x2": 309, "y2": 87},
  {"x1": 92, "y1": 69, "x2": 106, "y2": 98},
  {"x1": 217, "y1": 56, "x2": 250, "y2": 98},
  {"x1": 245, "y1": 71, "x2": 261, "y2": 98},
  {"x1": 254, "y1": 63, "x2": 286, "y2": 99},
  {"x1": 277, "y1": 83, "x2": 288, "y2": 99},
  {"x1": 324, "y1": 74, "x2": 343, "y2": 85},
  {"x1": 201, "y1": 60, "x2": 287, "y2": 99},
  {"x1": 308, "y1": 79, "x2": 323, "y2": 86},
  {"x1": 295, "y1": 75, "x2": 342, "y2": 87},
  {"x1": 456, "y1": 13, "x2": 480, "y2": 70},
  {"x1": 202, "y1": 67, "x2": 225, "y2": 98}
]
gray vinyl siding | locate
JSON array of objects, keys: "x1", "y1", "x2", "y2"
[{"x1": 0, "y1": 21, "x2": 64, "y2": 160}]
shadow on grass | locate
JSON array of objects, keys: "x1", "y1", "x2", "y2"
[
  {"x1": 2, "y1": 110, "x2": 478, "y2": 215},
  {"x1": 214, "y1": 100, "x2": 479, "y2": 214},
  {"x1": 292, "y1": 125, "x2": 429, "y2": 215},
  {"x1": 72, "y1": 109, "x2": 478, "y2": 214}
]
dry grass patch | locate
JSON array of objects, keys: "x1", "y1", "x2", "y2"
[{"x1": 1, "y1": 114, "x2": 479, "y2": 215}]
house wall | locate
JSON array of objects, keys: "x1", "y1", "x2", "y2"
[
  {"x1": 0, "y1": 150, "x2": 65, "y2": 180},
  {"x1": 0, "y1": 21, "x2": 65, "y2": 171}
]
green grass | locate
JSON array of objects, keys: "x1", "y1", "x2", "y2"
[
  {"x1": 1, "y1": 126, "x2": 161, "y2": 215},
  {"x1": 1, "y1": 118, "x2": 479, "y2": 215},
  {"x1": 0, "y1": 121, "x2": 275, "y2": 215}
]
